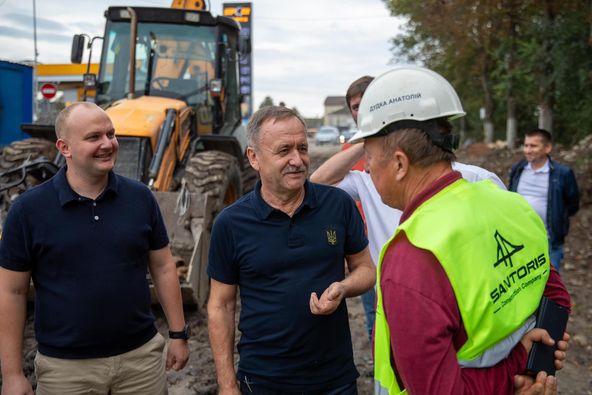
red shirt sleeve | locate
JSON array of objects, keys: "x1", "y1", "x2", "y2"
[
  {"x1": 380, "y1": 233, "x2": 529, "y2": 395},
  {"x1": 544, "y1": 267, "x2": 571, "y2": 312}
]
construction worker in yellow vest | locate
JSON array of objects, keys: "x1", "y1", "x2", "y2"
[{"x1": 349, "y1": 66, "x2": 571, "y2": 395}]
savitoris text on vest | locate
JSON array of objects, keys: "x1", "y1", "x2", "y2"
[{"x1": 490, "y1": 253, "x2": 547, "y2": 306}]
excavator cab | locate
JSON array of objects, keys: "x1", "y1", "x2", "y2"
[{"x1": 93, "y1": 6, "x2": 242, "y2": 134}]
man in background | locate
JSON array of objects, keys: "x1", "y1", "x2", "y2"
[{"x1": 509, "y1": 128, "x2": 579, "y2": 271}]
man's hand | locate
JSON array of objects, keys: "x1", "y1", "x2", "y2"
[
  {"x1": 1, "y1": 372, "x2": 34, "y2": 395},
  {"x1": 514, "y1": 371, "x2": 556, "y2": 395},
  {"x1": 166, "y1": 339, "x2": 190, "y2": 371},
  {"x1": 310, "y1": 282, "x2": 345, "y2": 315},
  {"x1": 554, "y1": 332, "x2": 570, "y2": 371},
  {"x1": 520, "y1": 329, "x2": 570, "y2": 372},
  {"x1": 520, "y1": 328, "x2": 555, "y2": 354}
]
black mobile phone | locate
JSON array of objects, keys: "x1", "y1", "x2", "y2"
[{"x1": 526, "y1": 297, "x2": 569, "y2": 376}]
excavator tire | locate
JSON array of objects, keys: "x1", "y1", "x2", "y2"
[
  {"x1": 159, "y1": 150, "x2": 241, "y2": 305},
  {"x1": 0, "y1": 138, "x2": 58, "y2": 170},
  {"x1": 0, "y1": 138, "x2": 58, "y2": 220},
  {"x1": 182, "y1": 150, "x2": 242, "y2": 219},
  {"x1": 241, "y1": 157, "x2": 259, "y2": 194}
]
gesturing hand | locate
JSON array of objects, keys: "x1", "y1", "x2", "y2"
[{"x1": 310, "y1": 282, "x2": 345, "y2": 315}]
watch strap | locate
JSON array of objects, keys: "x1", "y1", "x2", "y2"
[{"x1": 168, "y1": 324, "x2": 190, "y2": 340}]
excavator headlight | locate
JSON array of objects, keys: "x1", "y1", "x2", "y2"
[
  {"x1": 185, "y1": 12, "x2": 200, "y2": 23},
  {"x1": 210, "y1": 79, "x2": 222, "y2": 96}
]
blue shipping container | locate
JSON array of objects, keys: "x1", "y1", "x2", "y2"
[{"x1": 0, "y1": 60, "x2": 33, "y2": 146}]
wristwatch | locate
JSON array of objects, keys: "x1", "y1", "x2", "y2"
[{"x1": 168, "y1": 324, "x2": 190, "y2": 340}]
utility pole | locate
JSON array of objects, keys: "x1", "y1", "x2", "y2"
[{"x1": 32, "y1": 0, "x2": 38, "y2": 121}]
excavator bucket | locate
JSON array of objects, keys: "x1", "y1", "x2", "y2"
[{"x1": 152, "y1": 190, "x2": 214, "y2": 306}]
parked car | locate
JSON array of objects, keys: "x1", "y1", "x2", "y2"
[
  {"x1": 339, "y1": 127, "x2": 357, "y2": 144},
  {"x1": 315, "y1": 126, "x2": 340, "y2": 145}
]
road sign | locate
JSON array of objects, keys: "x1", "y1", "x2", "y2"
[{"x1": 40, "y1": 83, "x2": 57, "y2": 100}]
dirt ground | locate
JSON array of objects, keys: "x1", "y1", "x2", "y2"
[{"x1": 4, "y1": 138, "x2": 591, "y2": 394}]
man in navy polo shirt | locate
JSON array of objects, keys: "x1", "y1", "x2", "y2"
[
  {"x1": 0, "y1": 102, "x2": 189, "y2": 394},
  {"x1": 207, "y1": 105, "x2": 375, "y2": 394}
]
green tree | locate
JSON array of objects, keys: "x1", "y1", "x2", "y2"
[
  {"x1": 384, "y1": 0, "x2": 505, "y2": 143},
  {"x1": 258, "y1": 96, "x2": 274, "y2": 109},
  {"x1": 383, "y1": 0, "x2": 592, "y2": 145}
]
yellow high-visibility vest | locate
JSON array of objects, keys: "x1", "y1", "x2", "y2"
[{"x1": 374, "y1": 179, "x2": 549, "y2": 394}]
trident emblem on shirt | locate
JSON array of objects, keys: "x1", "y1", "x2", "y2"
[{"x1": 326, "y1": 229, "x2": 337, "y2": 246}]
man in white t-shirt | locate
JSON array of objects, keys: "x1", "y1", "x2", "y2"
[{"x1": 310, "y1": 75, "x2": 506, "y2": 342}]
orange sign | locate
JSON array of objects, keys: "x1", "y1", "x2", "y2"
[{"x1": 223, "y1": 5, "x2": 251, "y2": 23}]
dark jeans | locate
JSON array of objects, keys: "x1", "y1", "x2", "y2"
[
  {"x1": 549, "y1": 244, "x2": 564, "y2": 272},
  {"x1": 360, "y1": 287, "x2": 376, "y2": 343},
  {"x1": 239, "y1": 377, "x2": 358, "y2": 395}
]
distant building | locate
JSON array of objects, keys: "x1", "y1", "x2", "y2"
[
  {"x1": 37, "y1": 63, "x2": 99, "y2": 104},
  {"x1": 323, "y1": 96, "x2": 354, "y2": 131},
  {"x1": 303, "y1": 117, "x2": 322, "y2": 137},
  {"x1": 28, "y1": 63, "x2": 99, "y2": 124}
]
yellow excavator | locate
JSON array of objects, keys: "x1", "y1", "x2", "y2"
[{"x1": 0, "y1": 0, "x2": 255, "y2": 305}]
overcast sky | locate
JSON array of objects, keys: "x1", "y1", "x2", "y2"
[{"x1": 0, "y1": 0, "x2": 404, "y2": 117}]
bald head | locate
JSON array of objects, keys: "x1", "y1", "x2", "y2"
[{"x1": 55, "y1": 102, "x2": 106, "y2": 140}]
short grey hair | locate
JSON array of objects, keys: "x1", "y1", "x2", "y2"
[
  {"x1": 55, "y1": 102, "x2": 100, "y2": 139},
  {"x1": 246, "y1": 106, "x2": 307, "y2": 148},
  {"x1": 380, "y1": 118, "x2": 456, "y2": 167}
]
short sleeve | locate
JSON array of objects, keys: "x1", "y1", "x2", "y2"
[
  {"x1": 482, "y1": 171, "x2": 506, "y2": 190},
  {"x1": 453, "y1": 162, "x2": 507, "y2": 190},
  {"x1": 148, "y1": 192, "x2": 170, "y2": 250},
  {"x1": 337, "y1": 171, "x2": 362, "y2": 201},
  {"x1": 342, "y1": 192, "x2": 368, "y2": 256},
  {"x1": 0, "y1": 201, "x2": 32, "y2": 271},
  {"x1": 207, "y1": 210, "x2": 238, "y2": 284}
]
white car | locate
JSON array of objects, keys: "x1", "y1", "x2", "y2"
[
  {"x1": 339, "y1": 128, "x2": 357, "y2": 144},
  {"x1": 315, "y1": 126, "x2": 340, "y2": 145}
]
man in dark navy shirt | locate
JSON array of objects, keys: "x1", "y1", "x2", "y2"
[
  {"x1": 207, "y1": 106, "x2": 375, "y2": 394},
  {"x1": 0, "y1": 102, "x2": 189, "y2": 395}
]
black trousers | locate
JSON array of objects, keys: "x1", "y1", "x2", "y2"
[{"x1": 239, "y1": 377, "x2": 358, "y2": 395}]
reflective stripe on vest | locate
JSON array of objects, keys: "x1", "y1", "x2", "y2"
[{"x1": 374, "y1": 179, "x2": 549, "y2": 394}]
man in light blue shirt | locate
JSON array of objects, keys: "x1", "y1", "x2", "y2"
[
  {"x1": 509, "y1": 128, "x2": 580, "y2": 271},
  {"x1": 516, "y1": 161, "x2": 549, "y2": 228}
]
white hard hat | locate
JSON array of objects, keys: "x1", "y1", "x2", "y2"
[{"x1": 349, "y1": 65, "x2": 465, "y2": 147}]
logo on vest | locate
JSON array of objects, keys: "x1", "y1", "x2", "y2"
[
  {"x1": 326, "y1": 229, "x2": 337, "y2": 246},
  {"x1": 489, "y1": 230, "x2": 548, "y2": 310},
  {"x1": 492, "y1": 230, "x2": 524, "y2": 268}
]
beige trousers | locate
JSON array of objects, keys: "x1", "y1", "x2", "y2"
[{"x1": 35, "y1": 332, "x2": 167, "y2": 395}]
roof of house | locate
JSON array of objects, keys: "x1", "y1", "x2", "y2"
[
  {"x1": 36, "y1": 63, "x2": 101, "y2": 83},
  {"x1": 324, "y1": 96, "x2": 346, "y2": 106}
]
